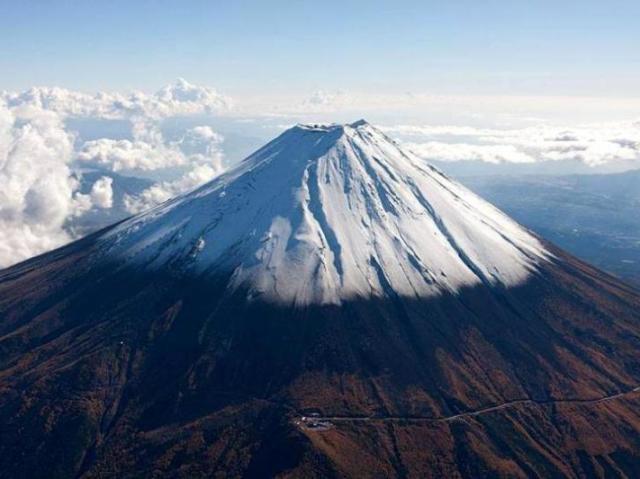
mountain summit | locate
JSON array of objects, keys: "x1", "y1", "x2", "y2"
[
  {"x1": 98, "y1": 120, "x2": 548, "y2": 305},
  {"x1": 2, "y1": 121, "x2": 640, "y2": 478}
]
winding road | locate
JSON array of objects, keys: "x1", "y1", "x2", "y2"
[{"x1": 296, "y1": 385, "x2": 640, "y2": 429}]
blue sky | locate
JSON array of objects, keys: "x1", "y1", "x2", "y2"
[{"x1": 2, "y1": 0, "x2": 639, "y2": 99}]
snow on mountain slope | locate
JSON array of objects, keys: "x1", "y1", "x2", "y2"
[{"x1": 98, "y1": 120, "x2": 550, "y2": 305}]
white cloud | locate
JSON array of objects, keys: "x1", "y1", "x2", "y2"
[
  {"x1": 0, "y1": 79, "x2": 230, "y2": 269},
  {"x1": 0, "y1": 103, "x2": 80, "y2": 267},
  {"x1": 2, "y1": 78, "x2": 232, "y2": 121},
  {"x1": 406, "y1": 141, "x2": 536, "y2": 164},
  {"x1": 172, "y1": 125, "x2": 224, "y2": 160},
  {"x1": 122, "y1": 126, "x2": 225, "y2": 213},
  {"x1": 75, "y1": 117, "x2": 227, "y2": 213},
  {"x1": 151, "y1": 78, "x2": 233, "y2": 117},
  {"x1": 123, "y1": 163, "x2": 220, "y2": 214},
  {"x1": 385, "y1": 121, "x2": 640, "y2": 168},
  {"x1": 72, "y1": 176, "x2": 114, "y2": 214},
  {"x1": 89, "y1": 176, "x2": 114, "y2": 209},
  {"x1": 77, "y1": 120, "x2": 225, "y2": 213},
  {"x1": 77, "y1": 136, "x2": 186, "y2": 171}
]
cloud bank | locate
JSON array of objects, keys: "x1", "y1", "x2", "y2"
[
  {"x1": 2, "y1": 77, "x2": 232, "y2": 120},
  {"x1": 0, "y1": 79, "x2": 230, "y2": 268},
  {"x1": 121, "y1": 125, "x2": 225, "y2": 213},
  {"x1": 384, "y1": 122, "x2": 640, "y2": 168},
  {"x1": 0, "y1": 103, "x2": 91, "y2": 266}
]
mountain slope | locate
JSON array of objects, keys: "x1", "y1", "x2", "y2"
[{"x1": 1, "y1": 121, "x2": 640, "y2": 478}]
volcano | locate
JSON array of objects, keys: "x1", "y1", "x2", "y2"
[{"x1": 2, "y1": 121, "x2": 640, "y2": 478}]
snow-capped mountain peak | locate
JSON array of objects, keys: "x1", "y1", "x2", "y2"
[{"x1": 101, "y1": 120, "x2": 550, "y2": 305}]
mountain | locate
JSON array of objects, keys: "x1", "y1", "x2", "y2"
[
  {"x1": 91, "y1": 120, "x2": 548, "y2": 305},
  {"x1": 2, "y1": 121, "x2": 640, "y2": 478}
]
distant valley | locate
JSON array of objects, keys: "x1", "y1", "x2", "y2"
[{"x1": 458, "y1": 169, "x2": 640, "y2": 288}]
